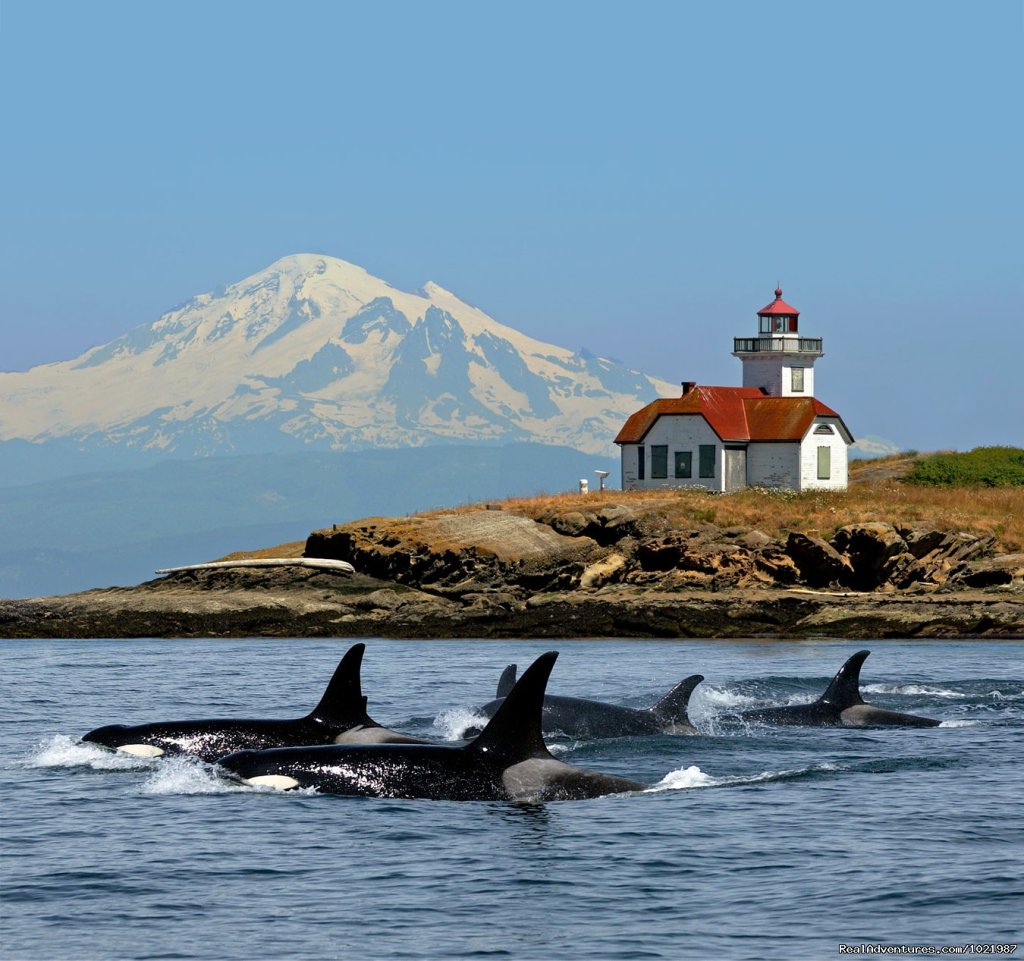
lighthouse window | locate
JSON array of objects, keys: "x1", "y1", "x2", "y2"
[
  {"x1": 760, "y1": 317, "x2": 772, "y2": 333},
  {"x1": 791, "y1": 368, "x2": 805, "y2": 392},
  {"x1": 651, "y1": 445, "x2": 668, "y2": 479}
]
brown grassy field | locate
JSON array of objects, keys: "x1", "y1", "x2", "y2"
[{"x1": 242, "y1": 454, "x2": 1022, "y2": 560}]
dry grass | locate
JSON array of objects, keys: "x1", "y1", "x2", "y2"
[
  {"x1": 238, "y1": 454, "x2": 1024, "y2": 558},
  {"x1": 429, "y1": 477, "x2": 1024, "y2": 552},
  {"x1": 219, "y1": 540, "x2": 307, "y2": 561}
]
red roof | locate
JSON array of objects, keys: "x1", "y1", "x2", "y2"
[
  {"x1": 614, "y1": 385, "x2": 850, "y2": 444},
  {"x1": 758, "y1": 286, "x2": 800, "y2": 316}
]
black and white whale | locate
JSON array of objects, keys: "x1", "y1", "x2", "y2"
[
  {"x1": 218, "y1": 652, "x2": 647, "y2": 801},
  {"x1": 464, "y1": 664, "x2": 704, "y2": 739},
  {"x1": 81, "y1": 643, "x2": 429, "y2": 762},
  {"x1": 732, "y1": 650, "x2": 940, "y2": 727}
]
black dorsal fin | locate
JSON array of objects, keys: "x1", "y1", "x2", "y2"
[
  {"x1": 819, "y1": 650, "x2": 869, "y2": 709},
  {"x1": 468, "y1": 652, "x2": 558, "y2": 761},
  {"x1": 307, "y1": 644, "x2": 374, "y2": 727},
  {"x1": 651, "y1": 674, "x2": 704, "y2": 725},
  {"x1": 496, "y1": 664, "x2": 518, "y2": 698}
]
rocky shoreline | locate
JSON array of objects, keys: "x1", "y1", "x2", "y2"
[{"x1": 2, "y1": 502, "x2": 1022, "y2": 639}]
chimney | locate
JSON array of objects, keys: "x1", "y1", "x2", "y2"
[{"x1": 681, "y1": 381, "x2": 696, "y2": 395}]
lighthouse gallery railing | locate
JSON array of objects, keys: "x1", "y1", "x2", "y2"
[{"x1": 732, "y1": 337, "x2": 823, "y2": 353}]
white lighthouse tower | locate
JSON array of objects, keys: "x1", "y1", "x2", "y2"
[{"x1": 732, "y1": 287, "x2": 824, "y2": 397}]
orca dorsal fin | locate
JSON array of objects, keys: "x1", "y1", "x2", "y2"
[
  {"x1": 496, "y1": 664, "x2": 518, "y2": 698},
  {"x1": 468, "y1": 652, "x2": 557, "y2": 761},
  {"x1": 307, "y1": 643, "x2": 374, "y2": 728},
  {"x1": 818, "y1": 650, "x2": 870, "y2": 709},
  {"x1": 651, "y1": 674, "x2": 704, "y2": 725}
]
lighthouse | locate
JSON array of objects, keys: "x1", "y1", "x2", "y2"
[
  {"x1": 732, "y1": 287, "x2": 824, "y2": 397},
  {"x1": 615, "y1": 285, "x2": 852, "y2": 492}
]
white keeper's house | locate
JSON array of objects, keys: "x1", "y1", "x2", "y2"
[{"x1": 615, "y1": 288, "x2": 853, "y2": 492}]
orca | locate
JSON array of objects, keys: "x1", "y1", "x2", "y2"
[
  {"x1": 81, "y1": 643, "x2": 429, "y2": 762},
  {"x1": 218, "y1": 652, "x2": 647, "y2": 801},
  {"x1": 732, "y1": 650, "x2": 940, "y2": 727},
  {"x1": 464, "y1": 664, "x2": 704, "y2": 739}
]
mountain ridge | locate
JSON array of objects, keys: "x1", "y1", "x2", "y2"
[{"x1": 0, "y1": 254, "x2": 676, "y2": 457}]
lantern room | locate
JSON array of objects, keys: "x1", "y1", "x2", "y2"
[
  {"x1": 757, "y1": 287, "x2": 800, "y2": 334},
  {"x1": 732, "y1": 286, "x2": 824, "y2": 397}
]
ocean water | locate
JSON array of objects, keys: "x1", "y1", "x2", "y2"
[{"x1": 2, "y1": 637, "x2": 1022, "y2": 961}]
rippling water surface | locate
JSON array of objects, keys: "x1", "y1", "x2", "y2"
[{"x1": 3, "y1": 638, "x2": 1022, "y2": 960}]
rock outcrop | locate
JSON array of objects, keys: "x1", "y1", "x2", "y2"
[
  {"x1": 2, "y1": 502, "x2": 1020, "y2": 640},
  {"x1": 304, "y1": 512, "x2": 1017, "y2": 599}
]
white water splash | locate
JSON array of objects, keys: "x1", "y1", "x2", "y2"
[
  {"x1": 432, "y1": 707, "x2": 490, "y2": 741},
  {"x1": 139, "y1": 756, "x2": 247, "y2": 795},
  {"x1": 547, "y1": 742, "x2": 577, "y2": 756},
  {"x1": 648, "y1": 765, "x2": 718, "y2": 790},
  {"x1": 27, "y1": 735, "x2": 154, "y2": 771},
  {"x1": 863, "y1": 683, "x2": 966, "y2": 698},
  {"x1": 939, "y1": 720, "x2": 981, "y2": 728},
  {"x1": 696, "y1": 686, "x2": 763, "y2": 711},
  {"x1": 647, "y1": 762, "x2": 841, "y2": 793}
]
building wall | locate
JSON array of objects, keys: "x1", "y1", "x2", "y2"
[
  {"x1": 619, "y1": 413, "x2": 850, "y2": 492},
  {"x1": 740, "y1": 355, "x2": 817, "y2": 397},
  {"x1": 799, "y1": 417, "x2": 849, "y2": 490},
  {"x1": 746, "y1": 442, "x2": 801, "y2": 489},
  {"x1": 619, "y1": 415, "x2": 725, "y2": 492}
]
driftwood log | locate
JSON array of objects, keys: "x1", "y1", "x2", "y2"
[{"x1": 155, "y1": 558, "x2": 355, "y2": 575}]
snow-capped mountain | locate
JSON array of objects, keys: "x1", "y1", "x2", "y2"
[{"x1": 0, "y1": 254, "x2": 675, "y2": 457}]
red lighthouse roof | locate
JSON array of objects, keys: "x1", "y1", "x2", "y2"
[{"x1": 758, "y1": 286, "x2": 800, "y2": 316}]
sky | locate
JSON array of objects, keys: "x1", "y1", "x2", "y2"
[{"x1": 1, "y1": 0, "x2": 1021, "y2": 452}]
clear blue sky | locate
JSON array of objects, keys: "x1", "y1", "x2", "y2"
[{"x1": 1, "y1": 0, "x2": 1021, "y2": 451}]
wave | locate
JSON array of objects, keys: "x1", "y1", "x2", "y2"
[
  {"x1": 432, "y1": 707, "x2": 489, "y2": 741},
  {"x1": 863, "y1": 683, "x2": 967, "y2": 698},
  {"x1": 695, "y1": 685, "x2": 765, "y2": 711},
  {"x1": 26, "y1": 735, "x2": 156, "y2": 771},
  {"x1": 139, "y1": 756, "x2": 251, "y2": 795},
  {"x1": 647, "y1": 762, "x2": 840, "y2": 793}
]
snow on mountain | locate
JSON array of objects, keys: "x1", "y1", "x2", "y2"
[{"x1": 0, "y1": 254, "x2": 676, "y2": 456}]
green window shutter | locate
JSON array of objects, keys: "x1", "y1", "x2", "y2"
[
  {"x1": 651, "y1": 446, "x2": 668, "y2": 479},
  {"x1": 817, "y1": 445, "x2": 831, "y2": 480},
  {"x1": 699, "y1": 445, "x2": 716, "y2": 478},
  {"x1": 637, "y1": 445, "x2": 645, "y2": 480}
]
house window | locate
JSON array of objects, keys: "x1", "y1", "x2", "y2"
[
  {"x1": 814, "y1": 424, "x2": 834, "y2": 435},
  {"x1": 817, "y1": 445, "x2": 831, "y2": 480},
  {"x1": 699, "y1": 445, "x2": 716, "y2": 478},
  {"x1": 674, "y1": 451, "x2": 693, "y2": 478},
  {"x1": 651, "y1": 445, "x2": 668, "y2": 479},
  {"x1": 637, "y1": 445, "x2": 645, "y2": 480},
  {"x1": 791, "y1": 367, "x2": 805, "y2": 392}
]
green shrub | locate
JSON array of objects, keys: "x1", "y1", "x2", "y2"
[{"x1": 905, "y1": 447, "x2": 1024, "y2": 487}]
